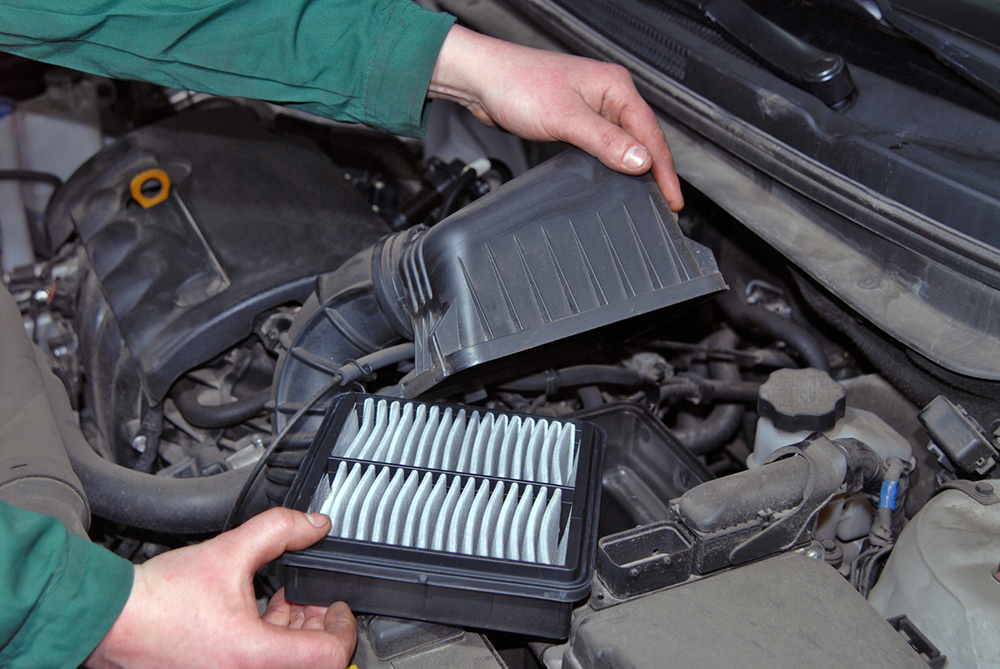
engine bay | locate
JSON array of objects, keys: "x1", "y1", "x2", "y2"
[{"x1": 3, "y1": 71, "x2": 999, "y2": 668}]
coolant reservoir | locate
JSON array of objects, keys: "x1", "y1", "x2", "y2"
[
  {"x1": 869, "y1": 488, "x2": 1000, "y2": 669},
  {"x1": 750, "y1": 369, "x2": 912, "y2": 541},
  {"x1": 750, "y1": 369, "x2": 912, "y2": 468}
]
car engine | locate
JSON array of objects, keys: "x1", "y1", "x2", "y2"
[{"x1": 2, "y1": 69, "x2": 998, "y2": 668}]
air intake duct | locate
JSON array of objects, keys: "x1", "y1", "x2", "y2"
[{"x1": 273, "y1": 150, "x2": 727, "y2": 428}]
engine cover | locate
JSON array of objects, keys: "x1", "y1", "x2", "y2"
[{"x1": 49, "y1": 108, "x2": 390, "y2": 403}]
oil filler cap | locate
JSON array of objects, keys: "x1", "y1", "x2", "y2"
[{"x1": 758, "y1": 368, "x2": 845, "y2": 433}]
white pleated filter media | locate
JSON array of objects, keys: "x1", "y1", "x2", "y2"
[{"x1": 307, "y1": 398, "x2": 579, "y2": 566}]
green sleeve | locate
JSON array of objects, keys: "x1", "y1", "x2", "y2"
[
  {"x1": 0, "y1": 0, "x2": 456, "y2": 137},
  {"x1": 0, "y1": 500, "x2": 134, "y2": 669}
]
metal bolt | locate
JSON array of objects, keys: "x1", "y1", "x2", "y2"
[
  {"x1": 803, "y1": 544, "x2": 824, "y2": 560},
  {"x1": 629, "y1": 568, "x2": 640, "y2": 578},
  {"x1": 131, "y1": 434, "x2": 147, "y2": 453},
  {"x1": 974, "y1": 481, "x2": 995, "y2": 498}
]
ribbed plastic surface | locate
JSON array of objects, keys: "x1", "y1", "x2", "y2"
[
  {"x1": 394, "y1": 150, "x2": 727, "y2": 397},
  {"x1": 280, "y1": 393, "x2": 605, "y2": 638}
]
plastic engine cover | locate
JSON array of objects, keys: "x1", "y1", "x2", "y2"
[
  {"x1": 396, "y1": 149, "x2": 727, "y2": 397},
  {"x1": 49, "y1": 109, "x2": 390, "y2": 402}
]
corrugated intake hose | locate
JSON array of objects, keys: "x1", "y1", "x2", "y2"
[{"x1": 0, "y1": 285, "x2": 90, "y2": 537}]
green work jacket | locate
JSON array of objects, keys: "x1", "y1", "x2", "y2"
[
  {"x1": 0, "y1": 501, "x2": 133, "y2": 668},
  {"x1": 0, "y1": 2, "x2": 456, "y2": 666},
  {"x1": 0, "y1": 0, "x2": 456, "y2": 137}
]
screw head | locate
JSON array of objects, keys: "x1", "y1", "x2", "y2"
[{"x1": 975, "y1": 481, "x2": 995, "y2": 497}]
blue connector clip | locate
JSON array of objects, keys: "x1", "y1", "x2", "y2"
[{"x1": 879, "y1": 480, "x2": 899, "y2": 510}]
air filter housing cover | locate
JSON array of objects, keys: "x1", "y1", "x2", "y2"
[
  {"x1": 395, "y1": 149, "x2": 727, "y2": 397},
  {"x1": 280, "y1": 393, "x2": 605, "y2": 638}
]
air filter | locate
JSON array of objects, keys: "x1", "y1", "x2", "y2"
[{"x1": 279, "y1": 393, "x2": 605, "y2": 638}]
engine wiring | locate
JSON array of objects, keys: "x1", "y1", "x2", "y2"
[{"x1": 223, "y1": 343, "x2": 416, "y2": 531}]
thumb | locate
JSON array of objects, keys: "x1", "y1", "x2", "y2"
[
  {"x1": 559, "y1": 111, "x2": 653, "y2": 176},
  {"x1": 217, "y1": 507, "x2": 331, "y2": 572}
]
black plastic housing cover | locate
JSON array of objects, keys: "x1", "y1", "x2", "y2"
[
  {"x1": 396, "y1": 150, "x2": 727, "y2": 397},
  {"x1": 280, "y1": 393, "x2": 606, "y2": 639}
]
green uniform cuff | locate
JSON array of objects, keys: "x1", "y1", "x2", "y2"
[
  {"x1": 363, "y1": 2, "x2": 456, "y2": 137},
  {"x1": 0, "y1": 504, "x2": 134, "y2": 669}
]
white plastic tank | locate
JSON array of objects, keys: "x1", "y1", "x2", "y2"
[{"x1": 750, "y1": 368, "x2": 913, "y2": 541}]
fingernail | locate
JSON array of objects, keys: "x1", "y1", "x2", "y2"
[
  {"x1": 307, "y1": 513, "x2": 328, "y2": 528},
  {"x1": 623, "y1": 145, "x2": 650, "y2": 170}
]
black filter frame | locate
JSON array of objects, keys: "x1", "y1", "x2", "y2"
[{"x1": 280, "y1": 393, "x2": 606, "y2": 638}]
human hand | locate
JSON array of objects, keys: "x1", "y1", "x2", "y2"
[
  {"x1": 86, "y1": 508, "x2": 356, "y2": 669},
  {"x1": 430, "y1": 25, "x2": 684, "y2": 211}
]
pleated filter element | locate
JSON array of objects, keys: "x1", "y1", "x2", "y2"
[
  {"x1": 310, "y1": 465, "x2": 570, "y2": 565},
  {"x1": 308, "y1": 397, "x2": 577, "y2": 565},
  {"x1": 281, "y1": 393, "x2": 605, "y2": 638},
  {"x1": 330, "y1": 397, "x2": 579, "y2": 486}
]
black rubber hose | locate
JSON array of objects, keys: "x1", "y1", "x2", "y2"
[
  {"x1": 264, "y1": 467, "x2": 298, "y2": 487},
  {"x1": 660, "y1": 377, "x2": 761, "y2": 403},
  {"x1": 63, "y1": 431, "x2": 250, "y2": 533},
  {"x1": 499, "y1": 365, "x2": 649, "y2": 392},
  {"x1": 577, "y1": 385, "x2": 604, "y2": 409},
  {"x1": 717, "y1": 289, "x2": 829, "y2": 372},
  {"x1": 17, "y1": 289, "x2": 252, "y2": 533},
  {"x1": 438, "y1": 168, "x2": 479, "y2": 220},
  {"x1": 268, "y1": 451, "x2": 307, "y2": 469},
  {"x1": 173, "y1": 379, "x2": 270, "y2": 429},
  {"x1": 673, "y1": 329, "x2": 746, "y2": 455},
  {"x1": 835, "y1": 437, "x2": 887, "y2": 494},
  {"x1": 0, "y1": 169, "x2": 63, "y2": 188},
  {"x1": 56, "y1": 400, "x2": 249, "y2": 533}
]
